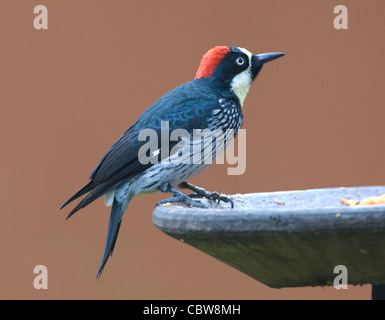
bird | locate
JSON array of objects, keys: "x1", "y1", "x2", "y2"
[{"x1": 61, "y1": 46, "x2": 285, "y2": 278}]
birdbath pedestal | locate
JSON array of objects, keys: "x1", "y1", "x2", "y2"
[{"x1": 152, "y1": 186, "x2": 385, "y2": 299}]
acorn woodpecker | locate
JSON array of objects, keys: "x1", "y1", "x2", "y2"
[{"x1": 61, "y1": 46, "x2": 285, "y2": 278}]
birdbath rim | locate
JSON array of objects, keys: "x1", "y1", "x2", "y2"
[{"x1": 153, "y1": 185, "x2": 385, "y2": 234}]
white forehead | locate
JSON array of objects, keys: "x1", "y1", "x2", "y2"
[{"x1": 238, "y1": 47, "x2": 252, "y2": 65}]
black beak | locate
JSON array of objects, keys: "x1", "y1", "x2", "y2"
[
  {"x1": 251, "y1": 52, "x2": 285, "y2": 80},
  {"x1": 253, "y1": 52, "x2": 285, "y2": 64}
]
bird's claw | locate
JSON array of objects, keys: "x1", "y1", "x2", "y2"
[
  {"x1": 188, "y1": 192, "x2": 234, "y2": 209},
  {"x1": 156, "y1": 195, "x2": 208, "y2": 209}
]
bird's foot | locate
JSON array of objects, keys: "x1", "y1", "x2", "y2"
[
  {"x1": 188, "y1": 192, "x2": 234, "y2": 208},
  {"x1": 178, "y1": 182, "x2": 234, "y2": 209},
  {"x1": 157, "y1": 182, "x2": 208, "y2": 208},
  {"x1": 156, "y1": 195, "x2": 207, "y2": 208}
]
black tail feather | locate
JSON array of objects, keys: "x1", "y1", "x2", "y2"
[{"x1": 96, "y1": 197, "x2": 123, "y2": 279}]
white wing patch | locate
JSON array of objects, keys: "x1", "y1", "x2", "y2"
[{"x1": 104, "y1": 189, "x2": 115, "y2": 207}]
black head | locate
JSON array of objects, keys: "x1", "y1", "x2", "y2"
[
  {"x1": 195, "y1": 46, "x2": 285, "y2": 104},
  {"x1": 196, "y1": 46, "x2": 285, "y2": 104}
]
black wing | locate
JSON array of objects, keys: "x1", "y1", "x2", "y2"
[
  {"x1": 62, "y1": 79, "x2": 218, "y2": 218},
  {"x1": 63, "y1": 126, "x2": 153, "y2": 219}
]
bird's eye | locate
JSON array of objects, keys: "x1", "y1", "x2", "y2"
[{"x1": 236, "y1": 57, "x2": 245, "y2": 66}]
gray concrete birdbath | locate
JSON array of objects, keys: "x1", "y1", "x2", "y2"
[{"x1": 152, "y1": 186, "x2": 385, "y2": 299}]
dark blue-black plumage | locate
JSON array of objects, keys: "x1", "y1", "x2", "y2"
[
  {"x1": 61, "y1": 47, "x2": 285, "y2": 278},
  {"x1": 62, "y1": 78, "x2": 239, "y2": 218}
]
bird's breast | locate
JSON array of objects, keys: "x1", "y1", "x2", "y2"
[{"x1": 208, "y1": 97, "x2": 243, "y2": 133}]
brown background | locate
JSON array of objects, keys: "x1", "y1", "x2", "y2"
[{"x1": 1, "y1": 0, "x2": 384, "y2": 299}]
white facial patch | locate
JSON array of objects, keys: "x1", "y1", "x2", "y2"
[{"x1": 231, "y1": 47, "x2": 253, "y2": 106}]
